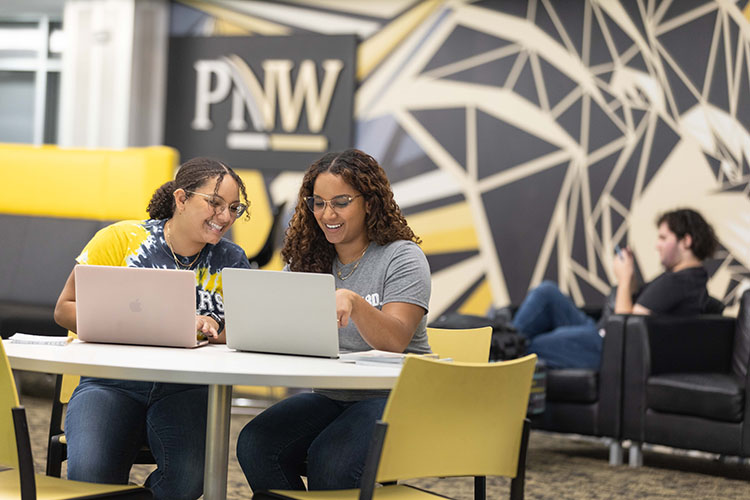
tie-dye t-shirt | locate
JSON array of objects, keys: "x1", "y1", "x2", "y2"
[{"x1": 76, "y1": 219, "x2": 250, "y2": 320}]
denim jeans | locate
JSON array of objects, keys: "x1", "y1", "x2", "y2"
[
  {"x1": 236, "y1": 392, "x2": 387, "y2": 491},
  {"x1": 512, "y1": 281, "x2": 602, "y2": 369},
  {"x1": 65, "y1": 377, "x2": 208, "y2": 500}
]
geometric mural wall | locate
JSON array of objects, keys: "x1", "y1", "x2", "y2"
[{"x1": 171, "y1": 0, "x2": 750, "y2": 317}]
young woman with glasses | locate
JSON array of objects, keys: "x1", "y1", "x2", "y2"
[
  {"x1": 53, "y1": 157, "x2": 251, "y2": 500},
  {"x1": 236, "y1": 148, "x2": 431, "y2": 491}
]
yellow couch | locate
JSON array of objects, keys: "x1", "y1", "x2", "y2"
[{"x1": 0, "y1": 144, "x2": 177, "y2": 338}]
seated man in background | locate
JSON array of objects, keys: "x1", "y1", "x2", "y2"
[{"x1": 512, "y1": 208, "x2": 718, "y2": 370}]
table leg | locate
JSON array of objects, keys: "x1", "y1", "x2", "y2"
[{"x1": 204, "y1": 384, "x2": 232, "y2": 500}]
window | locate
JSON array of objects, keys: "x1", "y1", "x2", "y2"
[{"x1": 0, "y1": 17, "x2": 62, "y2": 144}]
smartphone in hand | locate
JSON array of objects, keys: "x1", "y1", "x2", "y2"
[{"x1": 614, "y1": 244, "x2": 624, "y2": 259}]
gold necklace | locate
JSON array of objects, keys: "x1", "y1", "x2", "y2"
[
  {"x1": 165, "y1": 221, "x2": 202, "y2": 269},
  {"x1": 337, "y1": 244, "x2": 369, "y2": 281}
]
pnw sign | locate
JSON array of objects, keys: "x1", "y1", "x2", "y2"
[{"x1": 165, "y1": 35, "x2": 356, "y2": 170}]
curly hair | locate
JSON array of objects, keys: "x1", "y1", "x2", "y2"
[
  {"x1": 282, "y1": 149, "x2": 421, "y2": 273},
  {"x1": 657, "y1": 208, "x2": 718, "y2": 260},
  {"x1": 147, "y1": 157, "x2": 249, "y2": 220}
]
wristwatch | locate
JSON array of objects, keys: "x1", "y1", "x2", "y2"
[{"x1": 206, "y1": 312, "x2": 225, "y2": 335}]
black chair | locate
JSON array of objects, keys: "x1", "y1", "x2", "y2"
[
  {"x1": 531, "y1": 315, "x2": 628, "y2": 464},
  {"x1": 622, "y1": 290, "x2": 749, "y2": 466}
]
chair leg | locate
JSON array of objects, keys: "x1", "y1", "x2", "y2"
[
  {"x1": 628, "y1": 442, "x2": 643, "y2": 467},
  {"x1": 12, "y1": 407, "x2": 37, "y2": 500},
  {"x1": 608, "y1": 440, "x2": 624, "y2": 466},
  {"x1": 474, "y1": 476, "x2": 486, "y2": 500},
  {"x1": 509, "y1": 419, "x2": 530, "y2": 500},
  {"x1": 46, "y1": 440, "x2": 64, "y2": 477},
  {"x1": 47, "y1": 374, "x2": 66, "y2": 477}
]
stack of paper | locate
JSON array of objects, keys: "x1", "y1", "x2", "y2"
[
  {"x1": 9, "y1": 333, "x2": 72, "y2": 346},
  {"x1": 339, "y1": 350, "x2": 440, "y2": 366}
]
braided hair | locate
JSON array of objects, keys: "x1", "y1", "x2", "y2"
[{"x1": 147, "y1": 157, "x2": 249, "y2": 220}]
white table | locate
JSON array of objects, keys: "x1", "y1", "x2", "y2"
[{"x1": 4, "y1": 340, "x2": 401, "y2": 500}]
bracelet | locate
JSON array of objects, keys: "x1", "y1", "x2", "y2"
[{"x1": 207, "y1": 312, "x2": 225, "y2": 335}]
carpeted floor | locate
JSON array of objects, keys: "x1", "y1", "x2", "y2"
[{"x1": 16, "y1": 372, "x2": 750, "y2": 500}]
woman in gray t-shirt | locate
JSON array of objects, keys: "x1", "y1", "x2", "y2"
[{"x1": 236, "y1": 149, "x2": 431, "y2": 492}]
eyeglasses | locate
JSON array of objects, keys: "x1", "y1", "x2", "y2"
[
  {"x1": 185, "y1": 190, "x2": 248, "y2": 218},
  {"x1": 304, "y1": 194, "x2": 362, "y2": 213}
]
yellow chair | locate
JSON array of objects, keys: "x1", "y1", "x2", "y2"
[
  {"x1": 254, "y1": 354, "x2": 537, "y2": 500},
  {"x1": 232, "y1": 385, "x2": 290, "y2": 415},
  {"x1": 426, "y1": 326, "x2": 493, "y2": 363},
  {"x1": 0, "y1": 341, "x2": 153, "y2": 499}
]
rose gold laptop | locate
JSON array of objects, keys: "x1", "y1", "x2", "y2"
[{"x1": 75, "y1": 265, "x2": 208, "y2": 348}]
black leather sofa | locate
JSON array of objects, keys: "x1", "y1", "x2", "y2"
[
  {"x1": 532, "y1": 314, "x2": 628, "y2": 464},
  {"x1": 622, "y1": 290, "x2": 749, "y2": 466}
]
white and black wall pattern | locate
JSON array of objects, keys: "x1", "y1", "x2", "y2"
[{"x1": 171, "y1": 0, "x2": 750, "y2": 317}]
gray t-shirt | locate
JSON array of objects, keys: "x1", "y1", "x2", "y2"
[{"x1": 317, "y1": 239, "x2": 431, "y2": 401}]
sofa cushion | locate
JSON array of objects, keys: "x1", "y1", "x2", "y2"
[
  {"x1": 546, "y1": 369, "x2": 598, "y2": 403},
  {"x1": 647, "y1": 373, "x2": 745, "y2": 423},
  {"x1": 0, "y1": 302, "x2": 66, "y2": 338},
  {"x1": 0, "y1": 215, "x2": 109, "y2": 305}
]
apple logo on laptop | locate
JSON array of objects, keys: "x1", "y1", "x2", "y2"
[{"x1": 129, "y1": 299, "x2": 142, "y2": 313}]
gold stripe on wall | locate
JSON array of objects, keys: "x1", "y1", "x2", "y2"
[
  {"x1": 230, "y1": 169, "x2": 273, "y2": 258},
  {"x1": 213, "y1": 18, "x2": 252, "y2": 35},
  {"x1": 0, "y1": 144, "x2": 177, "y2": 221},
  {"x1": 457, "y1": 279, "x2": 492, "y2": 316},
  {"x1": 357, "y1": 0, "x2": 444, "y2": 81},
  {"x1": 419, "y1": 227, "x2": 479, "y2": 254},
  {"x1": 176, "y1": 0, "x2": 292, "y2": 35},
  {"x1": 406, "y1": 201, "x2": 479, "y2": 254}
]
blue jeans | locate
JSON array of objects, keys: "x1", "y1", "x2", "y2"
[
  {"x1": 236, "y1": 392, "x2": 387, "y2": 491},
  {"x1": 512, "y1": 281, "x2": 602, "y2": 369},
  {"x1": 65, "y1": 377, "x2": 208, "y2": 500}
]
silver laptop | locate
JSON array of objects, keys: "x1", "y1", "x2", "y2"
[
  {"x1": 223, "y1": 268, "x2": 339, "y2": 358},
  {"x1": 75, "y1": 265, "x2": 207, "y2": 348}
]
